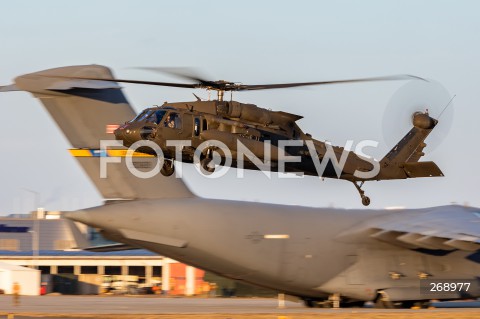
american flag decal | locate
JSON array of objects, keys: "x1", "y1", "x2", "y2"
[{"x1": 106, "y1": 124, "x2": 120, "y2": 134}]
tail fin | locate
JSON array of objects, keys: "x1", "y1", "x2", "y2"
[
  {"x1": 3, "y1": 65, "x2": 194, "y2": 200},
  {"x1": 378, "y1": 112, "x2": 444, "y2": 179}
]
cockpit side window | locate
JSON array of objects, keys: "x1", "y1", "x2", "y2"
[{"x1": 164, "y1": 112, "x2": 182, "y2": 129}]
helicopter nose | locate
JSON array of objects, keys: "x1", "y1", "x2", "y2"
[
  {"x1": 114, "y1": 126, "x2": 133, "y2": 147},
  {"x1": 113, "y1": 126, "x2": 125, "y2": 141},
  {"x1": 114, "y1": 125, "x2": 142, "y2": 147}
]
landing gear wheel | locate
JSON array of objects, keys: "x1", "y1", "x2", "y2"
[
  {"x1": 160, "y1": 160, "x2": 175, "y2": 177},
  {"x1": 374, "y1": 291, "x2": 394, "y2": 309},
  {"x1": 199, "y1": 147, "x2": 217, "y2": 174},
  {"x1": 353, "y1": 181, "x2": 371, "y2": 206},
  {"x1": 361, "y1": 195, "x2": 371, "y2": 206},
  {"x1": 374, "y1": 299, "x2": 394, "y2": 309},
  {"x1": 303, "y1": 298, "x2": 327, "y2": 308},
  {"x1": 303, "y1": 299, "x2": 316, "y2": 308},
  {"x1": 200, "y1": 157, "x2": 215, "y2": 174}
]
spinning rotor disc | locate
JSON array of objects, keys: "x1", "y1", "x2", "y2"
[{"x1": 382, "y1": 79, "x2": 454, "y2": 153}]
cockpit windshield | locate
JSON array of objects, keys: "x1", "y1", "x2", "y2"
[
  {"x1": 146, "y1": 110, "x2": 167, "y2": 125},
  {"x1": 130, "y1": 109, "x2": 167, "y2": 124},
  {"x1": 130, "y1": 110, "x2": 153, "y2": 123}
]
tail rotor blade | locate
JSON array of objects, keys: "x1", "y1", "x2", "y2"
[{"x1": 382, "y1": 79, "x2": 454, "y2": 153}]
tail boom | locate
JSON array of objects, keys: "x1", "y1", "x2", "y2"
[{"x1": 377, "y1": 112, "x2": 443, "y2": 180}]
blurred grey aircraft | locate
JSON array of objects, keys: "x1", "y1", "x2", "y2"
[{"x1": 2, "y1": 65, "x2": 480, "y2": 308}]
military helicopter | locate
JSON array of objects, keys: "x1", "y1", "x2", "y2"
[{"x1": 55, "y1": 69, "x2": 444, "y2": 206}]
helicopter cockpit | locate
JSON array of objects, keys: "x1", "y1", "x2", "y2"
[
  {"x1": 163, "y1": 112, "x2": 182, "y2": 129},
  {"x1": 130, "y1": 109, "x2": 167, "y2": 125},
  {"x1": 115, "y1": 107, "x2": 187, "y2": 147}
]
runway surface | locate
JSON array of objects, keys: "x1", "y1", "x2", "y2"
[{"x1": 0, "y1": 296, "x2": 479, "y2": 319}]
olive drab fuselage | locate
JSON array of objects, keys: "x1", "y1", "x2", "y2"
[{"x1": 115, "y1": 100, "x2": 374, "y2": 179}]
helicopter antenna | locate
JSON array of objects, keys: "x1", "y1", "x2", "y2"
[
  {"x1": 438, "y1": 94, "x2": 456, "y2": 120},
  {"x1": 193, "y1": 93, "x2": 202, "y2": 101}
]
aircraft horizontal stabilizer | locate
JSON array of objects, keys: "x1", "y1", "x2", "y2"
[
  {"x1": 65, "y1": 218, "x2": 140, "y2": 251},
  {"x1": 0, "y1": 84, "x2": 20, "y2": 92},
  {"x1": 119, "y1": 229, "x2": 188, "y2": 248},
  {"x1": 402, "y1": 161, "x2": 443, "y2": 178},
  {"x1": 276, "y1": 111, "x2": 303, "y2": 121}
]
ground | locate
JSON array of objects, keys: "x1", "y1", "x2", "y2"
[{"x1": 0, "y1": 296, "x2": 479, "y2": 319}]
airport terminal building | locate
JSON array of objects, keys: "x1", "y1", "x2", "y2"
[{"x1": 0, "y1": 210, "x2": 205, "y2": 296}]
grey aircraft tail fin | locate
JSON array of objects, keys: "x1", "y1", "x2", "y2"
[
  {"x1": 2, "y1": 65, "x2": 194, "y2": 200},
  {"x1": 378, "y1": 113, "x2": 444, "y2": 180}
]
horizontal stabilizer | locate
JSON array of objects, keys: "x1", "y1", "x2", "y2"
[
  {"x1": 276, "y1": 111, "x2": 303, "y2": 121},
  {"x1": 119, "y1": 228, "x2": 188, "y2": 248},
  {"x1": 403, "y1": 161, "x2": 444, "y2": 178},
  {"x1": 0, "y1": 84, "x2": 20, "y2": 92},
  {"x1": 65, "y1": 218, "x2": 139, "y2": 251},
  {"x1": 65, "y1": 219, "x2": 89, "y2": 249}
]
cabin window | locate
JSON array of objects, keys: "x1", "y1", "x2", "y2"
[
  {"x1": 164, "y1": 112, "x2": 182, "y2": 129},
  {"x1": 194, "y1": 118, "x2": 201, "y2": 136},
  {"x1": 202, "y1": 119, "x2": 208, "y2": 131}
]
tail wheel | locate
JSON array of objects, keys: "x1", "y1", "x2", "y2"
[
  {"x1": 353, "y1": 181, "x2": 371, "y2": 206},
  {"x1": 361, "y1": 195, "x2": 371, "y2": 206},
  {"x1": 200, "y1": 157, "x2": 215, "y2": 174}
]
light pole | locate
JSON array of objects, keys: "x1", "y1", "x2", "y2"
[
  {"x1": 21, "y1": 188, "x2": 41, "y2": 269},
  {"x1": 28, "y1": 226, "x2": 39, "y2": 269}
]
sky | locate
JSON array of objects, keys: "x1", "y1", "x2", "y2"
[{"x1": 0, "y1": 0, "x2": 479, "y2": 213}]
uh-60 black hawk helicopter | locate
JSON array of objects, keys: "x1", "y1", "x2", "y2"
[{"x1": 59, "y1": 69, "x2": 444, "y2": 206}]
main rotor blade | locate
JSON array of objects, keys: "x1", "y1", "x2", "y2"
[
  {"x1": 133, "y1": 67, "x2": 224, "y2": 89},
  {"x1": 48, "y1": 74, "x2": 425, "y2": 92},
  {"x1": 236, "y1": 75, "x2": 426, "y2": 91},
  {"x1": 47, "y1": 75, "x2": 200, "y2": 89},
  {"x1": 132, "y1": 67, "x2": 209, "y2": 84}
]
